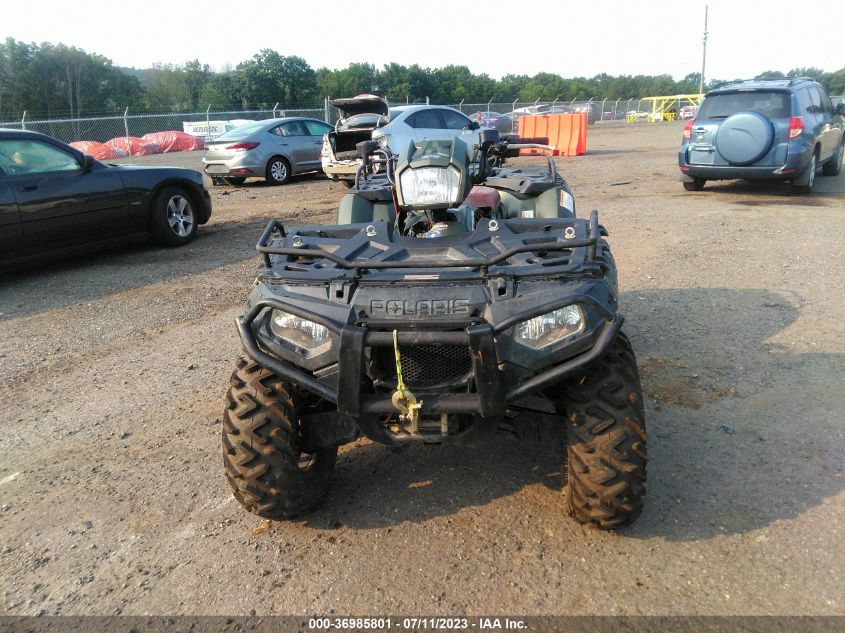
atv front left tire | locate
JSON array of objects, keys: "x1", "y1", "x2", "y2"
[
  {"x1": 222, "y1": 357, "x2": 336, "y2": 519},
  {"x1": 561, "y1": 332, "x2": 647, "y2": 529}
]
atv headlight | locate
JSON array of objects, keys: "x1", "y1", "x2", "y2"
[
  {"x1": 269, "y1": 309, "x2": 329, "y2": 350},
  {"x1": 515, "y1": 305, "x2": 585, "y2": 349},
  {"x1": 399, "y1": 166, "x2": 461, "y2": 206}
]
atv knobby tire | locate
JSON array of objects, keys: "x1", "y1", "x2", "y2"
[
  {"x1": 561, "y1": 332, "x2": 647, "y2": 529},
  {"x1": 222, "y1": 357, "x2": 336, "y2": 519}
]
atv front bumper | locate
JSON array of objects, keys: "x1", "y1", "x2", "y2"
[{"x1": 235, "y1": 295, "x2": 623, "y2": 419}]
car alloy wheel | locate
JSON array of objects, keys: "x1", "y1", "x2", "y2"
[
  {"x1": 166, "y1": 194, "x2": 195, "y2": 237},
  {"x1": 270, "y1": 160, "x2": 288, "y2": 184}
]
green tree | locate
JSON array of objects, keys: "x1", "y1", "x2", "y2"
[
  {"x1": 429, "y1": 65, "x2": 494, "y2": 102},
  {"x1": 184, "y1": 60, "x2": 213, "y2": 109},
  {"x1": 237, "y1": 50, "x2": 317, "y2": 108},
  {"x1": 821, "y1": 68, "x2": 845, "y2": 95},
  {"x1": 787, "y1": 67, "x2": 825, "y2": 80},
  {"x1": 378, "y1": 63, "x2": 411, "y2": 102},
  {"x1": 200, "y1": 72, "x2": 245, "y2": 108},
  {"x1": 0, "y1": 38, "x2": 37, "y2": 119},
  {"x1": 677, "y1": 72, "x2": 702, "y2": 93},
  {"x1": 317, "y1": 62, "x2": 378, "y2": 99},
  {"x1": 4, "y1": 39, "x2": 842, "y2": 121},
  {"x1": 143, "y1": 63, "x2": 192, "y2": 110}
]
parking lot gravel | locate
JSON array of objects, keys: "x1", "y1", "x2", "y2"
[{"x1": 0, "y1": 121, "x2": 843, "y2": 616}]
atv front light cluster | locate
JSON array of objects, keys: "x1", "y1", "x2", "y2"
[
  {"x1": 269, "y1": 309, "x2": 329, "y2": 350},
  {"x1": 399, "y1": 166, "x2": 461, "y2": 206},
  {"x1": 515, "y1": 305, "x2": 585, "y2": 349}
]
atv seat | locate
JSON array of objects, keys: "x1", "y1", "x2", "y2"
[{"x1": 485, "y1": 168, "x2": 559, "y2": 197}]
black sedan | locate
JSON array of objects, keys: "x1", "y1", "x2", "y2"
[{"x1": 0, "y1": 129, "x2": 212, "y2": 270}]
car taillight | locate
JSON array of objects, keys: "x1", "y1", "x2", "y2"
[
  {"x1": 683, "y1": 119, "x2": 695, "y2": 140},
  {"x1": 788, "y1": 116, "x2": 804, "y2": 140},
  {"x1": 226, "y1": 142, "x2": 259, "y2": 150}
]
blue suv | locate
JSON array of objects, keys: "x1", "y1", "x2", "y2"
[{"x1": 678, "y1": 77, "x2": 845, "y2": 193}]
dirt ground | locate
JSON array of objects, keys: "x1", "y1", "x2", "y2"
[{"x1": 1, "y1": 122, "x2": 843, "y2": 616}]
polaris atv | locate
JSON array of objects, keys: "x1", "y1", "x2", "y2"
[{"x1": 222, "y1": 130, "x2": 647, "y2": 529}]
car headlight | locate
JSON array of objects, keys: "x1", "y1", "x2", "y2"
[
  {"x1": 269, "y1": 309, "x2": 329, "y2": 350},
  {"x1": 514, "y1": 305, "x2": 585, "y2": 349},
  {"x1": 399, "y1": 166, "x2": 461, "y2": 206}
]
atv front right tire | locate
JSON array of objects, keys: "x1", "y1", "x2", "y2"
[
  {"x1": 561, "y1": 332, "x2": 647, "y2": 529},
  {"x1": 222, "y1": 357, "x2": 336, "y2": 519}
]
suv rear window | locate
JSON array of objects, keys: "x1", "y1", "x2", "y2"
[{"x1": 698, "y1": 91, "x2": 791, "y2": 119}]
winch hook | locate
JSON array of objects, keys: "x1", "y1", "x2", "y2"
[{"x1": 391, "y1": 330, "x2": 422, "y2": 431}]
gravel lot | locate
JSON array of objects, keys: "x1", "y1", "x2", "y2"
[{"x1": 1, "y1": 121, "x2": 843, "y2": 616}]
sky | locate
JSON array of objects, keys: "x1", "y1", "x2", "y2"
[{"x1": 3, "y1": 0, "x2": 841, "y2": 81}]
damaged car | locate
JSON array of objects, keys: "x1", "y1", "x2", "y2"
[{"x1": 321, "y1": 94, "x2": 389, "y2": 186}]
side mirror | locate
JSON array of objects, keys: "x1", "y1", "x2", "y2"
[
  {"x1": 836, "y1": 103, "x2": 845, "y2": 116},
  {"x1": 469, "y1": 121, "x2": 481, "y2": 130},
  {"x1": 479, "y1": 128, "x2": 500, "y2": 146},
  {"x1": 80, "y1": 154, "x2": 96, "y2": 172},
  {"x1": 356, "y1": 140, "x2": 380, "y2": 171}
]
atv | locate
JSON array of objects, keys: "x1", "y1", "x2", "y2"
[{"x1": 222, "y1": 130, "x2": 647, "y2": 529}]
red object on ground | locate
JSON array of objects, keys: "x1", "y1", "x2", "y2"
[
  {"x1": 141, "y1": 131, "x2": 205, "y2": 152},
  {"x1": 69, "y1": 141, "x2": 129, "y2": 160},
  {"x1": 106, "y1": 137, "x2": 162, "y2": 156}
]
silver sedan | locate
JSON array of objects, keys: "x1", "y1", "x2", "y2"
[{"x1": 202, "y1": 117, "x2": 333, "y2": 185}]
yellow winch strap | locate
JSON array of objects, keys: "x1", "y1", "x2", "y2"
[{"x1": 393, "y1": 329, "x2": 405, "y2": 393}]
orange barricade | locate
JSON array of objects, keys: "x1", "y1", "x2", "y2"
[{"x1": 517, "y1": 113, "x2": 587, "y2": 156}]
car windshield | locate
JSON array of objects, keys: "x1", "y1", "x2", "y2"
[
  {"x1": 213, "y1": 120, "x2": 270, "y2": 141},
  {"x1": 697, "y1": 91, "x2": 790, "y2": 119}
]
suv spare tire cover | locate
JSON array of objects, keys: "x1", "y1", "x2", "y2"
[{"x1": 714, "y1": 110, "x2": 775, "y2": 166}]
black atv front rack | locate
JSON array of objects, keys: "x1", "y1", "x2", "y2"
[{"x1": 256, "y1": 211, "x2": 604, "y2": 277}]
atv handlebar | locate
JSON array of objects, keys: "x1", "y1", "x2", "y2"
[
  {"x1": 354, "y1": 136, "x2": 556, "y2": 186},
  {"x1": 504, "y1": 143, "x2": 555, "y2": 151}
]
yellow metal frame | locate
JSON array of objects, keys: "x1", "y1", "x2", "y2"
[{"x1": 628, "y1": 93, "x2": 704, "y2": 123}]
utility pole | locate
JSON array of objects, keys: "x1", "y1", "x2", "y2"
[{"x1": 699, "y1": 4, "x2": 709, "y2": 95}]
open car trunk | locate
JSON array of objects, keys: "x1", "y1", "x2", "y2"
[
  {"x1": 329, "y1": 94, "x2": 389, "y2": 160},
  {"x1": 329, "y1": 130, "x2": 374, "y2": 159},
  {"x1": 331, "y1": 94, "x2": 389, "y2": 119}
]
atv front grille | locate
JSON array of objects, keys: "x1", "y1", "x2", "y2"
[{"x1": 372, "y1": 344, "x2": 472, "y2": 388}]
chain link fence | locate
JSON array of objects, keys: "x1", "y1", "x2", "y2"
[
  {"x1": 0, "y1": 105, "x2": 329, "y2": 144},
  {"x1": 13, "y1": 94, "x2": 840, "y2": 146},
  {"x1": 452, "y1": 99, "x2": 654, "y2": 128}
]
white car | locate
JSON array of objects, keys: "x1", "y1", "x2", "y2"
[
  {"x1": 373, "y1": 105, "x2": 482, "y2": 155},
  {"x1": 679, "y1": 105, "x2": 698, "y2": 120},
  {"x1": 323, "y1": 104, "x2": 484, "y2": 186}
]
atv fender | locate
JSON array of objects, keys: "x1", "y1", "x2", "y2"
[{"x1": 337, "y1": 191, "x2": 396, "y2": 225}]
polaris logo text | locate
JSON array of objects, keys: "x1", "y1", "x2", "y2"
[{"x1": 370, "y1": 299, "x2": 470, "y2": 316}]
